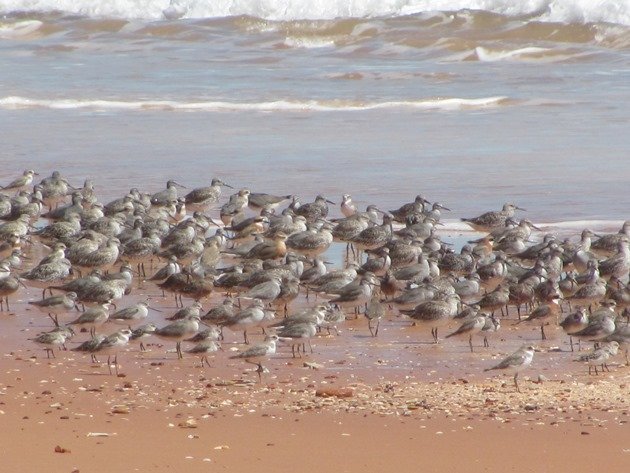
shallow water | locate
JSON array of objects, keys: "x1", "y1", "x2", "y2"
[{"x1": 1, "y1": 1, "x2": 629, "y2": 224}]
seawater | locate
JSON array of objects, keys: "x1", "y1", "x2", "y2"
[{"x1": 1, "y1": 0, "x2": 629, "y2": 223}]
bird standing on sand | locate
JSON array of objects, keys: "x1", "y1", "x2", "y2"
[
  {"x1": 577, "y1": 341, "x2": 619, "y2": 375},
  {"x1": 445, "y1": 315, "x2": 487, "y2": 352},
  {"x1": 154, "y1": 314, "x2": 200, "y2": 359},
  {"x1": 229, "y1": 334, "x2": 280, "y2": 382},
  {"x1": 484, "y1": 345, "x2": 535, "y2": 393}
]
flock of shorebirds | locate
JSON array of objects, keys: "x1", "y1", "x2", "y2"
[{"x1": 0, "y1": 169, "x2": 629, "y2": 390}]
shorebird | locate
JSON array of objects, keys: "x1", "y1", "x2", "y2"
[
  {"x1": 560, "y1": 307, "x2": 590, "y2": 351},
  {"x1": 0, "y1": 214, "x2": 31, "y2": 241},
  {"x1": 300, "y1": 257, "x2": 328, "y2": 289},
  {"x1": 462, "y1": 203, "x2": 525, "y2": 232},
  {"x1": 154, "y1": 314, "x2": 200, "y2": 359},
  {"x1": 277, "y1": 322, "x2": 317, "y2": 357},
  {"x1": 295, "y1": 195, "x2": 334, "y2": 223},
  {"x1": 28, "y1": 291, "x2": 79, "y2": 325},
  {"x1": 571, "y1": 229, "x2": 597, "y2": 274},
  {"x1": 340, "y1": 194, "x2": 357, "y2": 217},
  {"x1": 476, "y1": 253, "x2": 508, "y2": 285},
  {"x1": 571, "y1": 312, "x2": 616, "y2": 343},
  {"x1": 438, "y1": 245, "x2": 475, "y2": 276},
  {"x1": 393, "y1": 254, "x2": 431, "y2": 282},
  {"x1": 475, "y1": 284, "x2": 510, "y2": 316},
  {"x1": 157, "y1": 272, "x2": 213, "y2": 307},
  {"x1": 360, "y1": 247, "x2": 391, "y2": 276},
  {"x1": 186, "y1": 339, "x2": 221, "y2": 367},
  {"x1": 1, "y1": 169, "x2": 38, "y2": 191},
  {"x1": 591, "y1": 221, "x2": 630, "y2": 256},
  {"x1": 39, "y1": 170, "x2": 72, "y2": 209},
  {"x1": 518, "y1": 297, "x2": 562, "y2": 340},
  {"x1": 109, "y1": 301, "x2": 152, "y2": 326},
  {"x1": 67, "y1": 302, "x2": 112, "y2": 336},
  {"x1": 201, "y1": 297, "x2": 236, "y2": 332},
  {"x1": 391, "y1": 281, "x2": 436, "y2": 310},
  {"x1": 91, "y1": 328, "x2": 133, "y2": 375},
  {"x1": 220, "y1": 189, "x2": 250, "y2": 225},
  {"x1": 484, "y1": 345, "x2": 535, "y2": 393},
  {"x1": 72, "y1": 334, "x2": 106, "y2": 363},
  {"x1": 248, "y1": 192, "x2": 292, "y2": 211},
  {"x1": 329, "y1": 273, "x2": 378, "y2": 313},
  {"x1": 577, "y1": 341, "x2": 620, "y2": 375},
  {"x1": 400, "y1": 293, "x2": 460, "y2": 342},
  {"x1": 166, "y1": 300, "x2": 203, "y2": 321},
  {"x1": 390, "y1": 195, "x2": 430, "y2": 223},
  {"x1": 332, "y1": 213, "x2": 371, "y2": 243},
  {"x1": 243, "y1": 232, "x2": 287, "y2": 261},
  {"x1": 130, "y1": 323, "x2": 157, "y2": 351},
  {"x1": 0, "y1": 264, "x2": 21, "y2": 311},
  {"x1": 352, "y1": 214, "x2": 393, "y2": 253},
  {"x1": 72, "y1": 238, "x2": 121, "y2": 271},
  {"x1": 150, "y1": 180, "x2": 186, "y2": 207},
  {"x1": 598, "y1": 237, "x2": 630, "y2": 281},
  {"x1": 445, "y1": 315, "x2": 487, "y2": 352},
  {"x1": 33, "y1": 213, "x2": 82, "y2": 241},
  {"x1": 241, "y1": 275, "x2": 283, "y2": 302},
  {"x1": 21, "y1": 258, "x2": 72, "y2": 296},
  {"x1": 229, "y1": 334, "x2": 280, "y2": 382},
  {"x1": 309, "y1": 264, "x2": 359, "y2": 295},
  {"x1": 148, "y1": 255, "x2": 181, "y2": 286},
  {"x1": 481, "y1": 313, "x2": 501, "y2": 348},
  {"x1": 603, "y1": 322, "x2": 630, "y2": 365},
  {"x1": 221, "y1": 299, "x2": 272, "y2": 344},
  {"x1": 31, "y1": 326, "x2": 75, "y2": 358},
  {"x1": 41, "y1": 193, "x2": 84, "y2": 221},
  {"x1": 364, "y1": 293, "x2": 385, "y2": 337},
  {"x1": 286, "y1": 223, "x2": 333, "y2": 258},
  {"x1": 121, "y1": 230, "x2": 161, "y2": 276},
  {"x1": 568, "y1": 278, "x2": 607, "y2": 309},
  {"x1": 184, "y1": 178, "x2": 232, "y2": 208}
]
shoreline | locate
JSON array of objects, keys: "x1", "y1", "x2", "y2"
[{"x1": 1, "y1": 349, "x2": 628, "y2": 472}]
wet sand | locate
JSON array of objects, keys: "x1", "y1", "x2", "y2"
[
  {"x1": 2, "y1": 285, "x2": 629, "y2": 472},
  {"x1": 0, "y1": 349, "x2": 628, "y2": 472}
]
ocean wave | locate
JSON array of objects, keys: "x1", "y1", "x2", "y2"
[
  {"x1": 0, "y1": 95, "x2": 510, "y2": 112},
  {"x1": 1, "y1": 0, "x2": 629, "y2": 26},
  {"x1": 0, "y1": 19, "x2": 43, "y2": 38}
]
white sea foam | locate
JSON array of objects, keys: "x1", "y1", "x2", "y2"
[
  {"x1": 0, "y1": 95, "x2": 510, "y2": 112},
  {"x1": 0, "y1": 0, "x2": 629, "y2": 25},
  {"x1": 0, "y1": 20, "x2": 43, "y2": 38},
  {"x1": 283, "y1": 36, "x2": 336, "y2": 49},
  {"x1": 475, "y1": 46, "x2": 550, "y2": 61}
]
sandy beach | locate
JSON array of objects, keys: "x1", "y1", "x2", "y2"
[
  {"x1": 2, "y1": 1, "x2": 630, "y2": 470},
  {"x1": 1, "y1": 344, "x2": 628, "y2": 472},
  {"x1": 2, "y1": 285, "x2": 629, "y2": 472}
]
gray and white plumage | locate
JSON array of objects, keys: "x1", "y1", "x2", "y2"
[
  {"x1": 154, "y1": 314, "x2": 201, "y2": 359},
  {"x1": 109, "y1": 301, "x2": 150, "y2": 325},
  {"x1": 484, "y1": 345, "x2": 535, "y2": 393},
  {"x1": 577, "y1": 341, "x2": 620, "y2": 375},
  {"x1": 462, "y1": 203, "x2": 524, "y2": 232},
  {"x1": 229, "y1": 334, "x2": 279, "y2": 381},
  {"x1": 445, "y1": 315, "x2": 486, "y2": 352}
]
